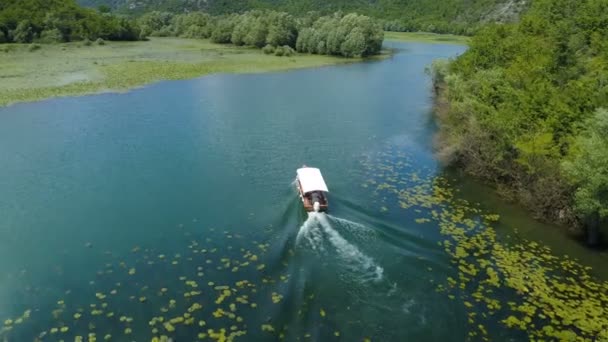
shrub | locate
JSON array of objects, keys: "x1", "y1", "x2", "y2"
[
  {"x1": 183, "y1": 24, "x2": 209, "y2": 39},
  {"x1": 0, "y1": 31, "x2": 6, "y2": 43},
  {"x1": 28, "y1": 43, "x2": 41, "y2": 52},
  {"x1": 211, "y1": 18, "x2": 236, "y2": 44},
  {"x1": 96, "y1": 38, "x2": 105, "y2": 45},
  {"x1": 82, "y1": 38, "x2": 92, "y2": 46},
  {"x1": 274, "y1": 46, "x2": 285, "y2": 56},
  {"x1": 262, "y1": 44, "x2": 275, "y2": 54},
  {"x1": 150, "y1": 26, "x2": 174, "y2": 37},
  {"x1": 11, "y1": 20, "x2": 34, "y2": 43},
  {"x1": 39, "y1": 28, "x2": 63, "y2": 43},
  {"x1": 281, "y1": 45, "x2": 295, "y2": 56}
]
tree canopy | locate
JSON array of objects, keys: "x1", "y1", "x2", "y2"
[
  {"x1": 78, "y1": 0, "x2": 529, "y2": 35},
  {"x1": 137, "y1": 10, "x2": 384, "y2": 58},
  {"x1": 0, "y1": 0, "x2": 140, "y2": 43},
  {"x1": 435, "y1": 0, "x2": 608, "y2": 233}
]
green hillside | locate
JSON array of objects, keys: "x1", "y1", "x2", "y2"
[
  {"x1": 433, "y1": 0, "x2": 608, "y2": 243},
  {"x1": 78, "y1": 0, "x2": 529, "y2": 34},
  {"x1": 0, "y1": 0, "x2": 139, "y2": 43}
]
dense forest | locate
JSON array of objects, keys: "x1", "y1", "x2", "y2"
[
  {"x1": 138, "y1": 10, "x2": 383, "y2": 57},
  {"x1": 0, "y1": 0, "x2": 139, "y2": 43},
  {"x1": 0, "y1": 0, "x2": 383, "y2": 58},
  {"x1": 432, "y1": 0, "x2": 608, "y2": 243},
  {"x1": 79, "y1": 0, "x2": 529, "y2": 35}
]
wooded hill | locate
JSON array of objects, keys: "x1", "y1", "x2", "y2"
[
  {"x1": 433, "y1": 0, "x2": 608, "y2": 244},
  {"x1": 78, "y1": 0, "x2": 529, "y2": 35},
  {"x1": 0, "y1": 0, "x2": 139, "y2": 43}
]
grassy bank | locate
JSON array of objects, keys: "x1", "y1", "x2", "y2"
[
  {"x1": 0, "y1": 37, "x2": 368, "y2": 107},
  {"x1": 384, "y1": 31, "x2": 470, "y2": 45}
]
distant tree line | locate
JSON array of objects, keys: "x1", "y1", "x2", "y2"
[
  {"x1": 382, "y1": 19, "x2": 477, "y2": 36},
  {"x1": 0, "y1": 0, "x2": 140, "y2": 44},
  {"x1": 432, "y1": 0, "x2": 608, "y2": 245},
  {"x1": 0, "y1": 1, "x2": 382, "y2": 58},
  {"x1": 79, "y1": 0, "x2": 529, "y2": 36},
  {"x1": 137, "y1": 10, "x2": 384, "y2": 57}
]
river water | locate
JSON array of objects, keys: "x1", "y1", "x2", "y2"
[{"x1": 0, "y1": 42, "x2": 606, "y2": 341}]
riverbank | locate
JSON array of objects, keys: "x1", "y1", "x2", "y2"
[
  {"x1": 433, "y1": 80, "x2": 578, "y2": 224},
  {"x1": 432, "y1": 77, "x2": 608, "y2": 248},
  {"x1": 0, "y1": 37, "x2": 376, "y2": 107},
  {"x1": 384, "y1": 31, "x2": 470, "y2": 45}
]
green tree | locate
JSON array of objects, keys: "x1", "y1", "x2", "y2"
[
  {"x1": 138, "y1": 11, "x2": 173, "y2": 37},
  {"x1": 11, "y1": 20, "x2": 34, "y2": 43},
  {"x1": 266, "y1": 12, "x2": 296, "y2": 47},
  {"x1": 244, "y1": 17, "x2": 268, "y2": 48},
  {"x1": 172, "y1": 12, "x2": 212, "y2": 37},
  {"x1": 562, "y1": 109, "x2": 608, "y2": 221},
  {"x1": 230, "y1": 15, "x2": 251, "y2": 46},
  {"x1": 434, "y1": 0, "x2": 608, "y2": 230},
  {"x1": 98, "y1": 5, "x2": 111, "y2": 13},
  {"x1": 210, "y1": 17, "x2": 235, "y2": 43},
  {"x1": 0, "y1": 0, "x2": 142, "y2": 43},
  {"x1": 340, "y1": 27, "x2": 366, "y2": 57},
  {"x1": 295, "y1": 27, "x2": 313, "y2": 52}
]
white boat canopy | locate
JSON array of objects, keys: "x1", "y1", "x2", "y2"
[{"x1": 297, "y1": 167, "x2": 329, "y2": 194}]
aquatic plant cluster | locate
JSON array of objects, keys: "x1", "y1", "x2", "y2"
[
  {"x1": 0, "y1": 226, "x2": 346, "y2": 341},
  {"x1": 361, "y1": 145, "x2": 608, "y2": 340}
]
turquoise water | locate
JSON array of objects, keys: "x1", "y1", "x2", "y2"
[{"x1": 0, "y1": 42, "x2": 605, "y2": 341}]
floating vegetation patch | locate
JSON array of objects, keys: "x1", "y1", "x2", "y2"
[
  {"x1": 0, "y1": 226, "x2": 354, "y2": 341},
  {"x1": 362, "y1": 144, "x2": 608, "y2": 340}
]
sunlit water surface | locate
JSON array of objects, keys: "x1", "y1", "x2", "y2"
[{"x1": 0, "y1": 42, "x2": 606, "y2": 341}]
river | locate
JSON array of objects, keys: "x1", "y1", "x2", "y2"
[{"x1": 0, "y1": 41, "x2": 606, "y2": 341}]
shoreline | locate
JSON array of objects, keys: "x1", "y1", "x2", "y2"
[
  {"x1": 0, "y1": 34, "x2": 462, "y2": 108},
  {"x1": 384, "y1": 31, "x2": 470, "y2": 45},
  {"x1": 0, "y1": 38, "x2": 391, "y2": 108},
  {"x1": 431, "y1": 79, "x2": 608, "y2": 247}
]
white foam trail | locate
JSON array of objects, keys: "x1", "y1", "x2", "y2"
[
  {"x1": 326, "y1": 215, "x2": 372, "y2": 232},
  {"x1": 317, "y1": 214, "x2": 384, "y2": 282},
  {"x1": 296, "y1": 212, "x2": 384, "y2": 282},
  {"x1": 296, "y1": 213, "x2": 325, "y2": 251}
]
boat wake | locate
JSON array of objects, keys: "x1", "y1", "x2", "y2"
[{"x1": 296, "y1": 212, "x2": 384, "y2": 282}]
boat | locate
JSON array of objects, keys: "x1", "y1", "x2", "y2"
[{"x1": 296, "y1": 166, "x2": 329, "y2": 212}]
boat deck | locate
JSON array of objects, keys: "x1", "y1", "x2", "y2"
[{"x1": 297, "y1": 179, "x2": 328, "y2": 212}]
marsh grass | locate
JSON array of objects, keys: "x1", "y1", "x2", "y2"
[
  {"x1": 0, "y1": 37, "x2": 362, "y2": 106},
  {"x1": 384, "y1": 31, "x2": 470, "y2": 45}
]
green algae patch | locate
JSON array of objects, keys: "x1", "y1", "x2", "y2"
[
  {"x1": 0, "y1": 223, "x2": 352, "y2": 341},
  {"x1": 0, "y1": 37, "x2": 363, "y2": 107},
  {"x1": 362, "y1": 144, "x2": 608, "y2": 340}
]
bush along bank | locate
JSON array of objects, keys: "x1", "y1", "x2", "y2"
[{"x1": 427, "y1": 0, "x2": 608, "y2": 246}]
